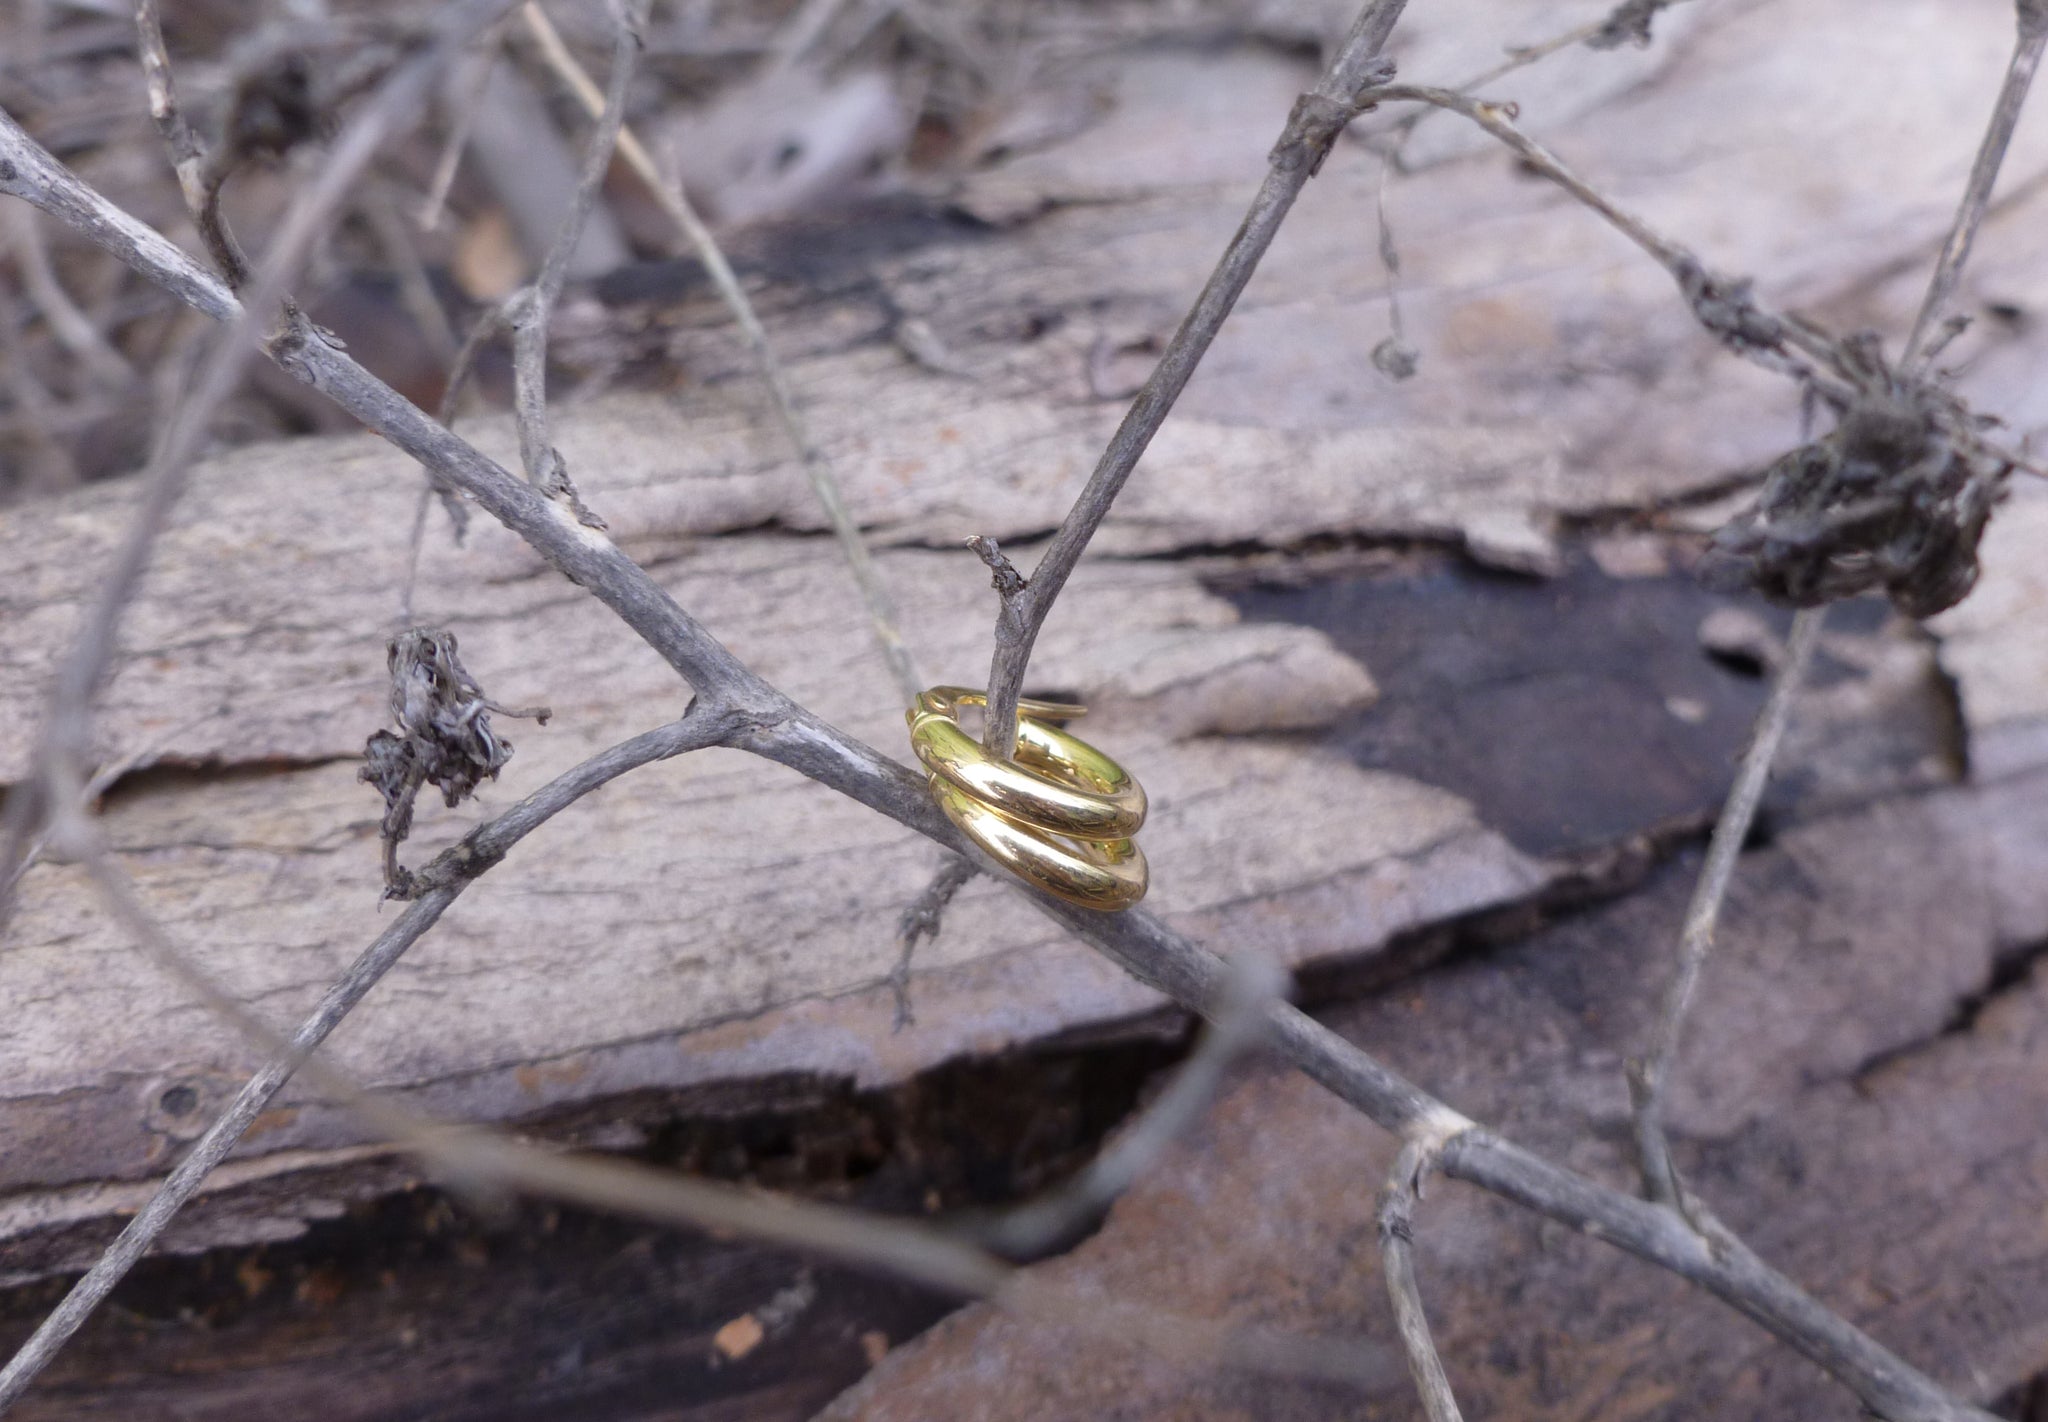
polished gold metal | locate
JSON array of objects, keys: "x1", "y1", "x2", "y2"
[{"x1": 907, "y1": 685, "x2": 1148, "y2": 910}]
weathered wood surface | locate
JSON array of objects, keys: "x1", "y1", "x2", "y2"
[
  {"x1": 0, "y1": 1, "x2": 2045, "y2": 1400},
  {"x1": 823, "y1": 779, "x2": 2048, "y2": 1422}
]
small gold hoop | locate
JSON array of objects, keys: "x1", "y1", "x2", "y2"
[{"x1": 907, "y1": 685, "x2": 1149, "y2": 911}]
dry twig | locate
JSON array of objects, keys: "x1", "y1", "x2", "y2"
[
  {"x1": 505, "y1": 0, "x2": 647, "y2": 525},
  {"x1": 1903, "y1": 1, "x2": 2048, "y2": 368},
  {"x1": 890, "y1": 854, "x2": 979, "y2": 1028},
  {"x1": 1378, "y1": 1139, "x2": 1464, "y2": 1422},
  {"x1": 974, "y1": 0, "x2": 1411, "y2": 761},
  {"x1": 520, "y1": 0, "x2": 925, "y2": 703},
  {"x1": 1627, "y1": 606, "x2": 1824, "y2": 1215}
]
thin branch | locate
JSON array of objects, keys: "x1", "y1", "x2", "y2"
[
  {"x1": 2, "y1": 102, "x2": 1999, "y2": 1422},
  {"x1": 1364, "y1": 83, "x2": 1844, "y2": 388},
  {"x1": 135, "y1": 0, "x2": 252, "y2": 288},
  {"x1": 1369, "y1": 154, "x2": 1417, "y2": 379},
  {"x1": 976, "y1": 0, "x2": 1412, "y2": 760},
  {"x1": 0, "y1": 111, "x2": 236, "y2": 322},
  {"x1": 1628, "y1": 606, "x2": 1824, "y2": 1214},
  {"x1": 0, "y1": 708, "x2": 735, "y2": 1411},
  {"x1": 1902, "y1": 3, "x2": 2048, "y2": 369},
  {"x1": 0, "y1": 202, "x2": 134, "y2": 383},
  {"x1": 436, "y1": 300, "x2": 507, "y2": 428},
  {"x1": 418, "y1": 38, "x2": 503, "y2": 230},
  {"x1": 974, "y1": 953, "x2": 1283, "y2": 1258},
  {"x1": 520, "y1": 1, "x2": 925, "y2": 705},
  {"x1": 890, "y1": 854, "x2": 978, "y2": 1029},
  {"x1": 1378, "y1": 1139, "x2": 1464, "y2": 1422},
  {"x1": 1376, "y1": 4, "x2": 1668, "y2": 168},
  {"x1": 504, "y1": 0, "x2": 646, "y2": 524}
]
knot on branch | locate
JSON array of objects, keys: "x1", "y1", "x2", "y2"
[
  {"x1": 1270, "y1": 68, "x2": 1390, "y2": 178},
  {"x1": 966, "y1": 534, "x2": 1026, "y2": 599},
  {"x1": 539, "y1": 450, "x2": 609, "y2": 530},
  {"x1": 360, "y1": 628, "x2": 549, "y2": 898},
  {"x1": 966, "y1": 534, "x2": 1029, "y2": 641},
  {"x1": 1676, "y1": 261, "x2": 1786, "y2": 359},
  {"x1": 1706, "y1": 337, "x2": 2012, "y2": 617}
]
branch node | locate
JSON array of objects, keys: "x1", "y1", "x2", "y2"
[
  {"x1": 540, "y1": 452, "x2": 609, "y2": 530},
  {"x1": 1675, "y1": 259, "x2": 1787, "y2": 358},
  {"x1": 1270, "y1": 87, "x2": 1378, "y2": 177},
  {"x1": 966, "y1": 535, "x2": 1032, "y2": 651},
  {"x1": 966, "y1": 534, "x2": 1027, "y2": 600},
  {"x1": 1377, "y1": 1139, "x2": 1465, "y2": 1422}
]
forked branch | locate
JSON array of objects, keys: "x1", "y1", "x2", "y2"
[{"x1": 1378, "y1": 1140, "x2": 1464, "y2": 1422}]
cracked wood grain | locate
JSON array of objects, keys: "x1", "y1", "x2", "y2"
[{"x1": 4, "y1": 2, "x2": 2046, "y2": 1415}]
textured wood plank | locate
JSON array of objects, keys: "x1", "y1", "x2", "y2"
[
  {"x1": 3, "y1": 0, "x2": 2045, "y2": 1293},
  {"x1": 819, "y1": 777, "x2": 2048, "y2": 1421}
]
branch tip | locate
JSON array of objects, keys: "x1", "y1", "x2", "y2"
[{"x1": 966, "y1": 534, "x2": 1028, "y2": 601}]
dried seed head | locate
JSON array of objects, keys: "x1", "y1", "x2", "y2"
[
  {"x1": 383, "y1": 628, "x2": 518, "y2": 806},
  {"x1": 360, "y1": 628, "x2": 548, "y2": 896},
  {"x1": 1704, "y1": 338, "x2": 2010, "y2": 617}
]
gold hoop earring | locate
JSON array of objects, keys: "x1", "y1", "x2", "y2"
[{"x1": 907, "y1": 686, "x2": 1149, "y2": 911}]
